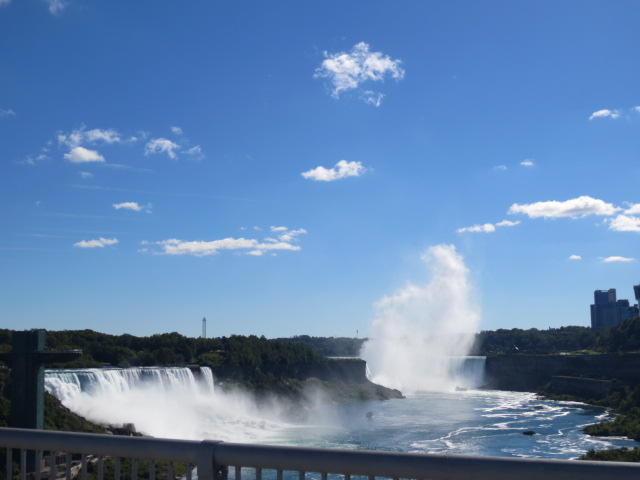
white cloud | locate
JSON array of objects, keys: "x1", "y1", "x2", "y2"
[
  {"x1": 589, "y1": 109, "x2": 620, "y2": 120},
  {"x1": 64, "y1": 146, "x2": 105, "y2": 163},
  {"x1": 253, "y1": 242, "x2": 301, "y2": 253},
  {"x1": 623, "y1": 204, "x2": 640, "y2": 215},
  {"x1": 46, "y1": 0, "x2": 68, "y2": 14},
  {"x1": 148, "y1": 226, "x2": 306, "y2": 257},
  {"x1": 301, "y1": 160, "x2": 366, "y2": 182},
  {"x1": 457, "y1": 219, "x2": 520, "y2": 234},
  {"x1": 113, "y1": 202, "x2": 152, "y2": 213},
  {"x1": 569, "y1": 255, "x2": 582, "y2": 261},
  {"x1": 520, "y1": 159, "x2": 535, "y2": 167},
  {"x1": 277, "y1": 228, "x2": 308, "y2": 242},
  {"x1": 608, "y1": 214, "x2": 640, "y2": 233},
  {"x1": 508, "y1": 196, "x2": 620, "y2": 219},
  {"x1": 158, "y1": 238, "x2": 257, "y2": 256},
  {"x1": 0, "y1": 107, "x2": 15, "y2": 116},
  {"x1": 171, "y1": 126, "x2": 183, "y2": 135},
  {"x1": 495, "y1": 220, "x2": 520, "y2": 227},
  {"x1": 603, "y1": 256, "x2": 634, "y2": 263},
  {"x1": 84, "y1": 128, "x2": 122, "y2": 144},
  {"x1": 494, "y1": 165, "x2": 508, "y2": 171},
  {"x1": 73, "y1": 237, "x2": 118, "y2": 248},
  {"x1": 79, "y1": 171, "x2": 94, "y2": 179},
  {"x1": 634, "y1": 106, "x2": 640, "y2": 114},
  {"x1": 58, "y1": 127, "x2": 124, "y2": 148},
  {"x1": 145, "y1": 138, "x2": 180, "y2": 159},
  {"x1": 314, "y1": 42, "x2": 404, "y2": 105},
  {"x1": 457, "y1": 223, "x2": 496, "y2": 234}
]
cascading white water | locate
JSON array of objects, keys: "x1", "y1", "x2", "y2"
[
  {"x1": 45, "y1": 367, "x2": 213, "y2": 404},
  {"x1": 45, "y1": 366, "x2": 288, "y2": 442}
]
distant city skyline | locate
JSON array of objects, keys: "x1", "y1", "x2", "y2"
[{"x1": 1, "y1": 2, "x2": 639, "y2": 338}]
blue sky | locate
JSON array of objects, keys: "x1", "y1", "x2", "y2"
[{"x1": 1, "y1": 1, "x2": 639, "y2": 338}]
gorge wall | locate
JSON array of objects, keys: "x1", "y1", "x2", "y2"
[{"x1": 485, "y1": 353, "x2": 640, "y2": 398}]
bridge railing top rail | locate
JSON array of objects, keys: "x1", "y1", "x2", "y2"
[{"x1": 1, "y1": 427, "x2": 640, "y2": 480}]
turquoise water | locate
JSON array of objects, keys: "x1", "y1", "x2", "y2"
[{"x1": 274, "y1": 390, "x2": 639, "y2": 459}]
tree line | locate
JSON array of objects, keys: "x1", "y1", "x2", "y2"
[
  {"x1": 2, "y1": 318, "x2": 640, "y2": 370},
  {"x1": 0, "y1": 329, "x2": 325, "y2": 369}
]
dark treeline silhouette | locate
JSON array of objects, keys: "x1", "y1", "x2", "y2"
[
  {"x1": 0, "y1": 329, "x2": 324, "y2": 369},
  {"x1": 2, "y1": 317, "x2": 640, "y2": 368},
  {"x1": 275, "y1": 335, "x2": 366, "y2": 357},
  {"x1": 473, "y1": 318, "x2": 640, "y2": 355}
]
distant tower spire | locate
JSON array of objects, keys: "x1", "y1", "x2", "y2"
[{"x1": 202, "y1": 317, "x2": 207, "y2": 339}]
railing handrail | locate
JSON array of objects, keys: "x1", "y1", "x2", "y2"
[{"x1": 2, "y1": 427, "x2": 640, "y2": 480}]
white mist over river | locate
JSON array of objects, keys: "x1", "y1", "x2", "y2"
[{"x1": 361, "y1": 244, "x2": 481, "y2": 392}]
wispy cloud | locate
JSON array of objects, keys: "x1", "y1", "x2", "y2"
[
  {"x1": 270, "y1": 226, "x2": 307, "y2": 242},
  {"x1": 184, "y1": 145, "x2": 204, "y2": 161},
  {"x1": 301, "y1": 160, "x2": 366, "y2": 182},
  {"x1": 64, "y1": 146, "x2": 105, "y2": 163},
  {"x1": 20, "y1": 153, "x2": 50, "y2": 166},
  {"x1": 568, "y1": 255, "x2": 582, "y2": 261},
  {"x1": 589, "y1": 109, "x2": 620, "y2": 120},
  {"x1": 112, "y1": 202, "x2": 152, "y2": 213},
  {"x1": 144, "y1": 226, "x2": 307, "y2": 257},
  {"x1": 144, "y1": 138, "x2": 180, "y2": 159},
  {"x1": 171, "y1": 126, "x2": 183, "y2": 135},
  {"x1": 508, "y1": 196, "x2": 620, "y2": 219},
  {"x1": 46, "y1": 0, "x2": 68, "y2": 14},
  {"x1": 494, "y1": 165, "x2": 508, "y2": 171},
  {"x1": 24, "y1": 125, "x2": 203, "y2": 168},
  {"x1": 603, "y1": 256, "x2": 634, "y2": 263},
  {"x1": 314, "y1": 42, "x2": 405, "y2": 106},
  {"x1": 0, "y1": 107, "x2": 15, "y2": 116},
  {"x1": 0, "y1": 0, "x2": 11, "y2": 7},
  {"x1": 73, "y1": 237, "x2": 118, "y2": 248},
  {"x1": 457, "y1": 219, "x2": 520, "y2": 234},
  {"x1": 520, "y1": 159, "x2": 535, "y2": 167},
  {"x1": 58, "y1": 126, "x2": 126, "y2": 148}
]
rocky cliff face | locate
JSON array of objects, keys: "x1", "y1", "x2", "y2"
[{"x1": 485, "y1": 353, "x2": 640, "y2": 394}]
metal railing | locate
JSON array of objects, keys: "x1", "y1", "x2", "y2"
[{"x1": 1, "y1": 427, "x2": 640, "y2": 480}]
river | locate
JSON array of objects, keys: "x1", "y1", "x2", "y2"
[{"x1": 44, "y1": 366, "x2": 640, "y2": 460}]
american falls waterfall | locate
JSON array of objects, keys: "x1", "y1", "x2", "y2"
[{"x1": 45, "y1": 366, "x2": 286, "y2": 442}]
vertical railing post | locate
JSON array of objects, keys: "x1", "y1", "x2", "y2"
[{"x1": 197, "y1": 440, "x2": 224, "y2": 480}]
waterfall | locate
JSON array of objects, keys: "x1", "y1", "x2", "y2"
[
  {"x1": 44, "y1": 366, "x2": 287, "y2": 442},
  {"x1": 450, "y1": 356, "x2": 486, "y2": 389},
  {"x1": 45, "y1": 366, "x2": 215, "y2": 404}
]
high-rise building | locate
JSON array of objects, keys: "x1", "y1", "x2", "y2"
[{"x1": 591, "y1": 287, "x2": 640, "y2": 329}]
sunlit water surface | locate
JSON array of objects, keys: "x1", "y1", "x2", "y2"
[{"x1": 268, "y1": 390, "x2": 638, "y2": 459}]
